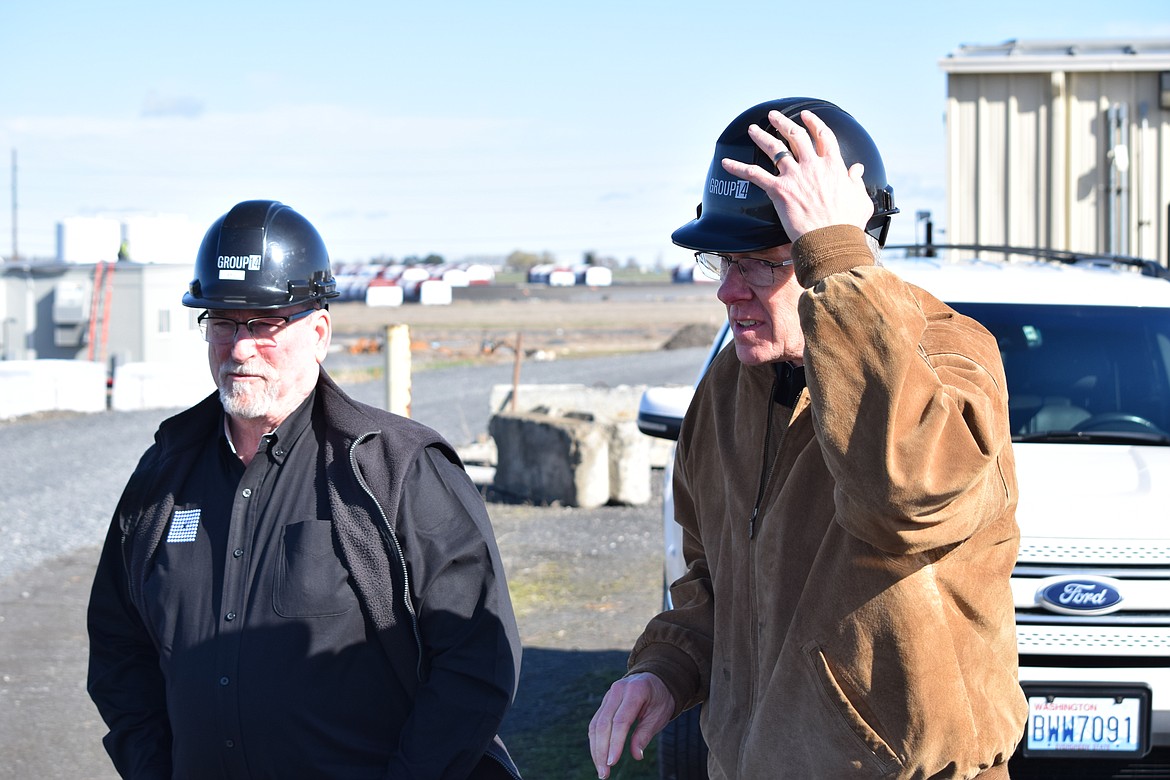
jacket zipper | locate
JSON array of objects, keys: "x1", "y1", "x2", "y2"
[
  {"x1": 484, "y1": 749, "x2": 523, "y2": 780},
  {"x1": 739, "y1": 376, "x2": 783, "y2": 775},
  {"x1": 348, "y1": 431, "x2": 426, "y2": 680},
  {"x1": 748, "y1": 378, "x2": 780, "y2": 540},
  {"x1": 349, "y1": 434, "x2": 522, "y2": 780}
]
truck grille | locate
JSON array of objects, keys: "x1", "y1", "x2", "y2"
[
  {"x1": 1019, "y1": 541, "x2": 1170, "y2": 566},
  {"x1": 1017, "y1": 625, "x2": 1170, "y2": 655},
  {"x1": 1012, "y1": 562, "x2": 1170, "y2": 657}
]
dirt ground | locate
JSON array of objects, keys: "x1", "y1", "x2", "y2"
[{"x1": 327, "y1": 284, "x2": 727, "y2": 367}]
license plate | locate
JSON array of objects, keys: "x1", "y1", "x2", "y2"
[{"x1": 1022, "y1": 684, "x2": 1151, "y2": 759}]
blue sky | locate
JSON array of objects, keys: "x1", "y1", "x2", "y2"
[{"x1": 3, "y1": 0, "x2": 1168, "y2": 267}]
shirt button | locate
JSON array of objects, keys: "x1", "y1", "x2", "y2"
[
  {"x1": 225, "y1": 612, "x2": 236, "y2": 621},
  {"x1": 274, "y1": 448, "x2": 285, "y2": 457},
  {"x1": 219, "y1": 676, "x2": 230, "y2": 686},
  {"x1": 225, "y1": 740, "x2": 235, "y2": 749},
  {"x1": 233, "y1": 548, "x2": 244, "y2": 558},
  {"x1": 241, "y1": 488, "x2": 252, "y2": 498}
]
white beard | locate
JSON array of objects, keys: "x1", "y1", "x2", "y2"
[{"x1": 217, "y1": 362, "x2": 280, "y2": 420}]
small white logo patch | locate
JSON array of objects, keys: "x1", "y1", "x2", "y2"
[
  {"x1": 218, "y1": 269, "x2": 246, "y2": 281},
  {"x1": 167, "y1": 508, "x2": 201, "y2": 543}
]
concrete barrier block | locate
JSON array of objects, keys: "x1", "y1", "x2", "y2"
[
  {"x1": 0, "y1": 360, "x2": 107, "y2": 420},
  {"x1": 112, "y1": 362, "x2": 215, "y2": 411},
  {"x1": 487, "y1": 383, "x2": 664, "y2": 505},
  {"x1": 489, "y1": 412, "x2": 610, "y2": 508},
  {"x1": 608, "y1": 419, "x2": 651, "y2": 505},
  {"x1": 647, "y1": 438, "x2": 675, "y2": 469},
  {"x1": 489, "y1": 384, "x2": 645, "y2": 423}
]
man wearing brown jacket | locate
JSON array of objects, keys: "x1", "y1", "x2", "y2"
[{"x1": 588, "y1": 98, "x2": 1027, "y2": 779}]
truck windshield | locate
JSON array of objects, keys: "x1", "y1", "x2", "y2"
[{"x1": 952, "y1": 303, "x2": 1170, "y2": 443}]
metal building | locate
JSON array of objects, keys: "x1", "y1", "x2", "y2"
[
  {"x1": 940, "y1": 39, "x2": 1170, "y2": 265},
  {"x1": 0, "y1": 260, "x2": 203, "y2": 367}
]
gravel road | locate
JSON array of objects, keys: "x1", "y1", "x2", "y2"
[
  {"x1": 0, "y1": 340, "x2": 704, "y2": 779},
  {"x1": 0, "y1": 343, "x2": 708, "y2": 583}
]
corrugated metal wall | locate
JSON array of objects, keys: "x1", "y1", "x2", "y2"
[{"x1": 944, "y1": 58, "x2": 1169, "y2": 265}]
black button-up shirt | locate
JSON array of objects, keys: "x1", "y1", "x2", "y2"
[{"x1": 142, "y1": 392, "x2": 403, "y2": 778}]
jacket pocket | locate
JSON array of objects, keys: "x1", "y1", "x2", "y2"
[
  {"x1": 273, "y1": 520, "x2": 355, "y2": 618},
  {"x1": 802, "y1": 641, "x2": 903, "y2": 776}
]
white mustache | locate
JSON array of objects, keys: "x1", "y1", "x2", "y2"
[{"x1": 218, "y1": 361, "x2": 278, "y2": 385}]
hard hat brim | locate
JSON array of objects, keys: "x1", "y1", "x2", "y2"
[{"x1": 671, "y1": 213, "x2": 792, "y2": 254}]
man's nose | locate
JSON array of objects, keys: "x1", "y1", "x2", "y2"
[
  {"x1": 717, "y1": 266, "x2": 752, "y2": 305},
  {"x1": 228, "y1": 328, "x2": 261, "y2": 359}
]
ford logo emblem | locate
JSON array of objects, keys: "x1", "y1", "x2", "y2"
[{"x1": 1036, "y1": 576, "x2": 1124, "y2": 616}]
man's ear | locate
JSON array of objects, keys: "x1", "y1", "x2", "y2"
[{"x1": 313, "y1": 308, "x2": 332, "y2": 363}]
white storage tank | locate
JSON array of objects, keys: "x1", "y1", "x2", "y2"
[
  {"x1": 56, "y1": 217, "x2": 122, "y2": 264},
  {"x1": 547, "y1": 268, "x2": 577, "y2": 287},
  {"x1": 440, "y1": 267, "x2": 470, "y2": 287},
  {"x1": 418, "y1": 279, "x2": 453, "y2": 305},
  {"x1": 577, "y1": 265, "x2": 612, "y2": 287},
  {"x1": 464, "y1": 263, "x2": 496, "y2": 285},
  {"x1": 365, "y1": 283, "x2": 404, "y2": 307},
  {"x1": 121, "y1": 214, "x2": 203, "y2": 264}
]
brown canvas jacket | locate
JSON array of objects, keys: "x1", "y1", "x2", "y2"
[{"x1": 628, "y1": 226, "x2": 1028, "y2": 779}]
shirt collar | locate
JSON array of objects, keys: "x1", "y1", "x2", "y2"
[
  {"x1": 219, "y1": 387, "x2": 317, "y2": 465},
  {"x1": 772, "y1": 361, "x2": 806, "y2": 408}
]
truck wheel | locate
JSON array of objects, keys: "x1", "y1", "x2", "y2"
[{"x1": 658, "y1": 707, "x2": 709, "y2": 780}]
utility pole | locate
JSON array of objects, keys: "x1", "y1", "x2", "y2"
[{"x1": 10, "y1": 148, "x2": 16, "y2": 262}]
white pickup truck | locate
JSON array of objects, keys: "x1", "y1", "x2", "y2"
[{"x1": 639, "y1": 248, "x2": 1170, "y2": 779}]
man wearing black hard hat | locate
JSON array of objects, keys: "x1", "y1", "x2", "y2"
[
  {"x1": 87, "y1": 200, "x2": 523, "y2": 779},
  {"x1": 589, "y1": 100, "x2": 1026, "y2": 778}
]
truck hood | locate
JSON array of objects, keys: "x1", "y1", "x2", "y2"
[{"x1": 1014, "y1": 442, "x2": 1170, "y2": 548}]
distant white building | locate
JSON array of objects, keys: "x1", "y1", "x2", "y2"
[
  {"x1": 121, "y1": 214, "x2": 204, "y2": 264},
  {"x1": 56, "y1": 213, "x2": 203, "y2": 264}
]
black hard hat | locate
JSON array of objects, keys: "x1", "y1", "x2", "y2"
[
  {"x1": 182, "y1": 200, "x2": 339, "y2": 310},
  {"x1": 671, "y1": 97, "x2": 898, "y2": 253}
]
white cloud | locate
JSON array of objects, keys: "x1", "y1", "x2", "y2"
[{"x1": 141, "y1": 91, "x2": 205, "y2": 119}]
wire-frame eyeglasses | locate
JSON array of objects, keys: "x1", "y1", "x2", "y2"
[
  {"x1": 694, "y1": 252, "x2": 794, "y2": 287},
  {"x1": 197, "y1": 308, "x2": 317, "y2": 346}
]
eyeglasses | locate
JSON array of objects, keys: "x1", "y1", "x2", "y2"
[
  {"x1": 695, "y1": 251, "x2": 793, "y2": 287},
  {"x1": 197, "y1": 308, "x2": 316, "y2": 346}
]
